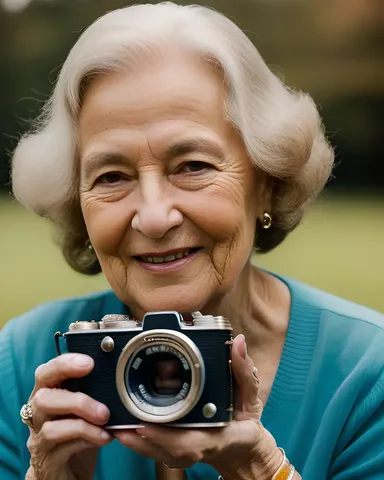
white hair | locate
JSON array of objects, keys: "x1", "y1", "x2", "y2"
[{"x1": 11, "y1": 2, "x2": 334, "y2": 273}]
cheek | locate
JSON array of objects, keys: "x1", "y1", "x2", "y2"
[
  {"x1": 81, "y1": 197, "x2": 131, "y2": 254},
  {"x1": 197, "y1": 176, "x2": 258, "y2": 275},
  {"x1": 185, "y1": 182, "x2": 256, "y2": 246}
]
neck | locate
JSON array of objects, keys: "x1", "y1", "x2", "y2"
[{"x1": 202, "y1": 263, "x2": 291, "y2": 350}]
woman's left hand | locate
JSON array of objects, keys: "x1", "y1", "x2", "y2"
[{"x1": 114, "y1": 334, "x2": 283, "y2": 479}]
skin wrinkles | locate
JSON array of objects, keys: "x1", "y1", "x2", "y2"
[
  {"x1": 106, "y1": 256, "x2": 128, "y2": 293},
  {"x1": 218, "y1": 225, "x2": 243, "y2": 287},
  {"x1": 205, "y1": 158, "x2": 262, "y2": 285}
]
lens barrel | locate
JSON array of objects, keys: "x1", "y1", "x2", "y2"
[{"x1": 116, "y1": 329, "x2": 205, "y2": 423}]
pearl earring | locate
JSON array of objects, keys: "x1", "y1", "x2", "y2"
[{"x1": 85, "y1": 239, "x2": 94, "y2": 252}]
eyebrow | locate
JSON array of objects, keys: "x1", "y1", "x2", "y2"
[
  {"x1": 82, "y1": 152, "x2": 130, "y2": 180},
  {"x1": 164, "y1": 138, "x2": 226, "y2": 161},
  {"x1": 82, "y1": 137, "x2": 226, "y2": 179}
]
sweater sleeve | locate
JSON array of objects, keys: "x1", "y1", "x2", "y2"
[
  {"x1": 0, "y1": 294, "x2": 115, "y2": 480},
  {"x1": 0, "y1": 321, "x2": 27, "y2": 480},
  {"x1": 329, "y1": 369, "x2": 384, "y2": 479}
]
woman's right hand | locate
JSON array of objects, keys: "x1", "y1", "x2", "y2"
[{"x1": 25, "y1": 354, "x2": 113, "y2": 480}]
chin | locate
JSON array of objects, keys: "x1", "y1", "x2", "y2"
[{"x1": 133, "y1": 287, "x2": 212, "y2": 317}]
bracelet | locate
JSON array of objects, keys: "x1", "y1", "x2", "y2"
[
  {"x1": 217, "y1": 447, "x2": 295, "y2": 480},
  {"x1": 287, "y1": 466, "x2": 295, "y2": 480},
  {"x1": 272, "y1": 448, "x2": 295, "y2": 480}
]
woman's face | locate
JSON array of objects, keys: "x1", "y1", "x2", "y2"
[{"x1": 78, "y1": 50, "x2": 269, "y2": 318}]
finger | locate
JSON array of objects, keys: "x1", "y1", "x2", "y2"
[
  {"x1": 32, "y1": 354, "x2": 94, "y2": 394},
  {"x1": 31, "y1": 388, "x2": 110, "y2": 432},
  {"x1": 137, "y1": 425, "x2": 208, "y2": 466},
  {"x1": 231, "y1": 334, "x2": 262, "y2": 420},
  {"x1": 45, "y1": 439, "x2": 99, "y2": 469},
  {"x1": 35, "y1": 418, "x2": 112, "y2": 452},
  {"x1": 114, "y1": 430, "x2": 170, "y2": 462},
  {"x1": 140, "y1": 422, "x2": 261, "y2": 473}
]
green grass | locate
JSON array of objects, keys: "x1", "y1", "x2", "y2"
[{"x1": 1, "y1": 195, "x2": 383, "y2": 328}]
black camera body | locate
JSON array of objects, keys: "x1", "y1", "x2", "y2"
[{"x1": 57, "y1": 311, "x2": 234, "y2": 429}]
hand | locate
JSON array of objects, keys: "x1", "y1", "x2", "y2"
[
  {"x1": 25, "y1": 354, "x2": 113, "y2": 480},
  {"x1": 114, "y1": 334, "x2": 283, "y2": 480}
]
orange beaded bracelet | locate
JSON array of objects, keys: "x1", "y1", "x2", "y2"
[
  {"x1": 272, "y1": 448, "x2": 295, "y2": 480},
  {"x1": 217, "y1": 448, "x2": 295, "y2": 480}
]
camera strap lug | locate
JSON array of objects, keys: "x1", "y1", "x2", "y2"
[
  {"x1": 54, "y1": 331, "x2": 65, "y2": 356},
  {"x1": 182, "y1": 313, "x2": 194, "y2": 326}
]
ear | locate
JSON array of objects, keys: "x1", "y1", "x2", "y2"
[{"x1": 256, "y1": 173, "x2": 273, "y2": 217}]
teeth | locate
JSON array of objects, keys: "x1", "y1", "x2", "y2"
[
  {"x1": 153, "y1": 256, "x2": 170, "y2": 263},
  {"x1": 140, "y1": 250, "x2": 192, "y2": 264}
]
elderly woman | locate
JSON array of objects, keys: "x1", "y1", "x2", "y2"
[{"x1": 1, "y1": 3, "x2": 383, "y2": 480}]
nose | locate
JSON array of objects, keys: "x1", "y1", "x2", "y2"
[{"x1": 132, "y1": 177, "x2": 183, "y2": 239}]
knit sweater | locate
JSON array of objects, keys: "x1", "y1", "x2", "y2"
[{"x1": 1, "y1": 275, "x2": 383, "y2": 479}]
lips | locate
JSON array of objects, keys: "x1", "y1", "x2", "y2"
[{"x1": 135, "y1": 247, "x2": 201, "y2": 264}]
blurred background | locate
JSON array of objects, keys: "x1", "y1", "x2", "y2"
[{"x1": 1, "y1": 0, "x2": 383, "y2": 327}]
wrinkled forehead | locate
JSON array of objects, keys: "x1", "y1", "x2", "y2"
[
  {"x1": 77, "y1": 48, "x2": 235, "y2": 159},
  {"x1": 79, "y1": 46, "x2": 227, "y2": 116}
]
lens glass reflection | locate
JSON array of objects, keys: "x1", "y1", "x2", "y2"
[{"x1": 127, "y1": 346, "x2": 192, "y2": 407}]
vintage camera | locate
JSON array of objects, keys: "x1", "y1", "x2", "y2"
[{"x1": 55, "y1": 311, "x2": 234, "y2": 429}]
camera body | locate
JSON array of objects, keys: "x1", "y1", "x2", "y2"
[{"x1": 58, "y1": 311, "x2": 234, "y2": 429}]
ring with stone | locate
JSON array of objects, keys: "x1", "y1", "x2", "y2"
[
  {"x1": 20, "y1": 403, "x2": 34, "y2": 429},
  {"x1": 162, "y1": 462, "x2": 178, "y2": 469}
]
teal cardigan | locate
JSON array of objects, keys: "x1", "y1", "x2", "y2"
[{"x1": 1, "y1": 276, "x2": 384, "y2": 479}]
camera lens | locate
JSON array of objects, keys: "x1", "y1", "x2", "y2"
[
  {"x1": 116, "y1": 330, "x2": 205, "y2": 423},
  {"x1": 127, "y1": 348, "x2": 192, "y2": 407}
]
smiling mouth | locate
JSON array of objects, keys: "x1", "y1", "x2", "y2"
[{"x1": 136, "y1": 248, "x2": 201, "y2": 264}]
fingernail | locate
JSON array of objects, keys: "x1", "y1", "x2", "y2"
[
  {"x1": 97, "y1": 404, "x2": 110, "y2": 422},
  {"x1": 73, "y1": 355, "x2": 91, "y2": 367},
  {"x1": 100, "y1": 430, "x2": 112, "y2": 441},
  {"x1": 252, "y1": 367, "x2": 260, "y2": 384},
  {"x1": 237, "y1": 334, "x2": 247, "y2": 360},
  {"x1": 243, "y1": 341, "x2": 248, "y2": 360}
]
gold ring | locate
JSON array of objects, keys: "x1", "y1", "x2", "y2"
[{"x1": 20, "y1": 403, "x2": 34, "y2": 429}]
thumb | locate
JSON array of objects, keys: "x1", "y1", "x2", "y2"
[{"x1": 231, "y1": 334, "x2": 263, "y2": 421}]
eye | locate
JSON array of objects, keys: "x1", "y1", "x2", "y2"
[
  {"x1": 96, "y1": 172, "x2": 125, "y2": 184},
  {"x1": 177, "y1": 161, "x2": 212, "y2": 173}
]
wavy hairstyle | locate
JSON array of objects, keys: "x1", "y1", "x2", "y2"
[{"x1": 11, "y1": 2, "x2": 334, "y2": 275}]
